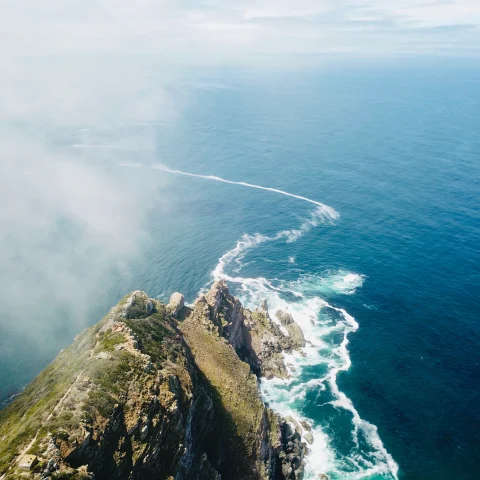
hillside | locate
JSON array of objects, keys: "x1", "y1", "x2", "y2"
[{"x1": 0, "y1": 282, "x2": 311, "y2": 480}]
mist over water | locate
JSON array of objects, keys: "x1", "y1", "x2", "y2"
[
  {"x1": 0, "y1": 58, "x2": 176, "y2": 399},
  {"x1": 1, "y1": 62, "x2": 479, "y2": 479}
]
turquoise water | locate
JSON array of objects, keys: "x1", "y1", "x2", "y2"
[{"x1": 1, "y1": 61, "x2": 480, "y2": 478}]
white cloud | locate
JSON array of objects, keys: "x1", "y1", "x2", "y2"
[
  {"x1": 0, "y1": 56, "x2": 177, "y2": 355},
  {"x1": 0, "y1": 0, "x2": 479, "y2": 61}
]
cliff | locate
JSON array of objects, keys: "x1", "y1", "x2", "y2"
[{"x1": 0, "y1": 282, "x2": 310, "y2": 480}]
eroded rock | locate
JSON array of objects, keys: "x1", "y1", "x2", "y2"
[{"x1": 167, "y1": 292, "x2": 184, "y2": 318}]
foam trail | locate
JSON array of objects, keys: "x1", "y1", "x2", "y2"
[
  {"x1": 210, "y1": 212, "x2": 399, "y2": 479},
  {"x1": 149, "y1": 164, "x2": 339, "y2": 220}
]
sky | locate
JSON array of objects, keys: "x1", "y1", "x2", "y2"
[{"x1": 0, "y1": 0, "x2": 479, "y2": 61}]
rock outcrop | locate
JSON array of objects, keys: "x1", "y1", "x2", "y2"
[
  {"x1": 276, "y1": 309, "x2": 305, "y2": 350},
  {"x1": 167, "y1": 292, "x2": 185, "y2": 318},
  {"x1": 0, "y1": 282, "x2": 309, "y2": 480}
]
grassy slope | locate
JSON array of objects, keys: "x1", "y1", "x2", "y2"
[
  {"x1": 0, "y1": 320, "x2": 103, "y2": 474},
  {"x1": 0, "y1": 292, "x2": 275, "y2": 479},
  {"x1": 180, "y1": 309, "x2": 267, "y2": 479}
]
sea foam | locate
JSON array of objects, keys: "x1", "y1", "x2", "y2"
[{"x1": 212, "y1": 209, "x2": 399, "y2": 480}]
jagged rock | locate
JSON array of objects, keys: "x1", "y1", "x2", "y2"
[
  {"x1": 260, "y1": 299, "x2": 269, "y2": 312},
  {"x1": 304, "y1": 432, "x2": 314, "y2": 444},
  {"x1": 276, "y1": 309, "x2": 294, "y2": 326},
  {"x1": 275, "y1": 310, "x2": 305, "y2": 350},
  {"x1": 0, "y1": 281, "x2": 312, "y2": 480},
  {"x1": 300, "y1": 421, "x2": 312, "y2": 432},
  {"x1": 167, "y1": 292, "x2": 184, "y2": 318},
  {"x1": 203, "y1": 281, "x2": 246, "y2": 351},
  {"x1": 278, "y1": 418, "x2": 308, "y2": 479},
  {"x1": 121, "y1": 291, "x2": 157, "y2": 319},
  {"x1": 318, "y1": 474, "x2": 330, "y2": 480},
  {"x1": 296, "y1": 463, "x2": 305, "y2": 480}
]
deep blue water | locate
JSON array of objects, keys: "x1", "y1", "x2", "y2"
[{"x1": 1, "y1": 61, "x2": 480, "y2": 479}]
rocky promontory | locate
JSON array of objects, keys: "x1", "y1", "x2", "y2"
[{"x1": 0, "y1": 282, "x2": 309, "y2": 480}]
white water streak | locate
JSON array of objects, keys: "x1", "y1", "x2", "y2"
[{"x1": 148, "y1": 163, "x2": 339, "y2": 219}]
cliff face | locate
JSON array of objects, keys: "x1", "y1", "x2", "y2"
[{"x1": 0, "y1": 282, "x2": 308, "y2": 480}]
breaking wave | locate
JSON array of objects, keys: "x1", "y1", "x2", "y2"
[{"x1": 212, "y1": 209, "x2": 399, "y2": 480}]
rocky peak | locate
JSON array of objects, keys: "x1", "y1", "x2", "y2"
[
  {"x1": 0, "y1": 282, "x2": 310, "y2": 480},
  {"x1": 205, "y1": 279, "x2": 229, "y2": 312},
  {"x1": 260, "y1": 299, "x2": 269, "y2": 313},
  {"x1": 203, "y1": 280, "x2": 246, "y2": 351},
  {"x1": 275, "y1": 310, "x2": 305, "y2": 350},
  {"x1": 118, "y1": 290, "x2": 156, "y2": 319}
]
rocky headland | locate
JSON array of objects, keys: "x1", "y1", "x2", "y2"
[{"x1": 0, "y1": 281, "x2": 319, "y2": 480}]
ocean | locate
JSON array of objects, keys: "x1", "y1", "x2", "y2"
[{"x1": 1, "y1": 60, "x2": 479, "y2": 479}]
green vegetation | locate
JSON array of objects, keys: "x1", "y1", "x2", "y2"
[
  {"x1": 0, "y1": 320, "x2": 104, "y2": 474},
  {"x1": 250, "y1": 310, "x2": 271, "y2": 336},
  {"x1": 0, "y1": 306, "x2": 142, "y2": 474},
  {"x1": 98, "y1": 332, "x2": 125, "y2": 352},
  {"x1": 88, "y1": 351, "x2": 132, "y2": 395},
  {"x1": 180, "y1": 310, "x2": 265, "y2": 464},
  {"x1": 124, "y1": 308, "x2": 180, "y2": 365},
  {"x1": 124, "y1": 292, "x2": 155, "y2": 319},
  {"x1": 0, "y1": 287, "x2": 279, "y2": 479},
  {"x1": 84, "y1": 390, "x2": 116, "y2": 418}
]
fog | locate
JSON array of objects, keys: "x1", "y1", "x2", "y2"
[{"x1": 0, "y1": 57, "x2": 182, "y2": 399}]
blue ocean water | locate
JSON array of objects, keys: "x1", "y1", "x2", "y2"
[{"x1": 1, "y1": 61, "x2": 480, "y2": 479}]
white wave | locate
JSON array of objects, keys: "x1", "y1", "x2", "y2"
[
  {"x1": 285, "y1": 271, "x2": 365, "y2": 297},
  {"x1": 213, "y1": 207, "x2": 336, "y2": 285},
  {"x1": 150, "y1": 163, "x2": 340, "y2": 217},
  {"x1": 212, "y1": 214, "x2": 399, "y2": 480}
]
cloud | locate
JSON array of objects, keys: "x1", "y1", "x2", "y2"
[
  {"x1": 0, "y1": 56, "x2": 179, "y2": 400},
  {"x1": 0, "y1": 0, "x2": 478, "y2": 61}
]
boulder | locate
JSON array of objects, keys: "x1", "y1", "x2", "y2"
[
  {"x1": 276, "y1": 309, "x2": 294, "y2": 326},
  {"x1": 276, "y1": 310, "x2": 305, "y2": 349},
  {"x1": 304, "y1": 432, "x2": 314, "y2": 445},
  {"x1": 167, "y1": 292, "x2": 184, "y2": 318},
  {"x1": 300, "y1": 421, "x2": 312, "y2": 432}
]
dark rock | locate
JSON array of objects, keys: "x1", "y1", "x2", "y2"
[{"x1": 260, "y1": 299, "x2": 269, "y2": 312}]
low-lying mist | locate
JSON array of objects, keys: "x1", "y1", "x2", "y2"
[{"x1": 0, "y1": 57, "x2": 179, "y2": 401}]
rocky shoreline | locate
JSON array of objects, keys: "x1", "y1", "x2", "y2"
[{"x1": 0, "y1": 281, "x2": 327, "y2": 480}]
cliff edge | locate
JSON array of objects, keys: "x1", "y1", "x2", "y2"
[{"x1": 0, "y1": 282, "x2": 310, "y2": 480}]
